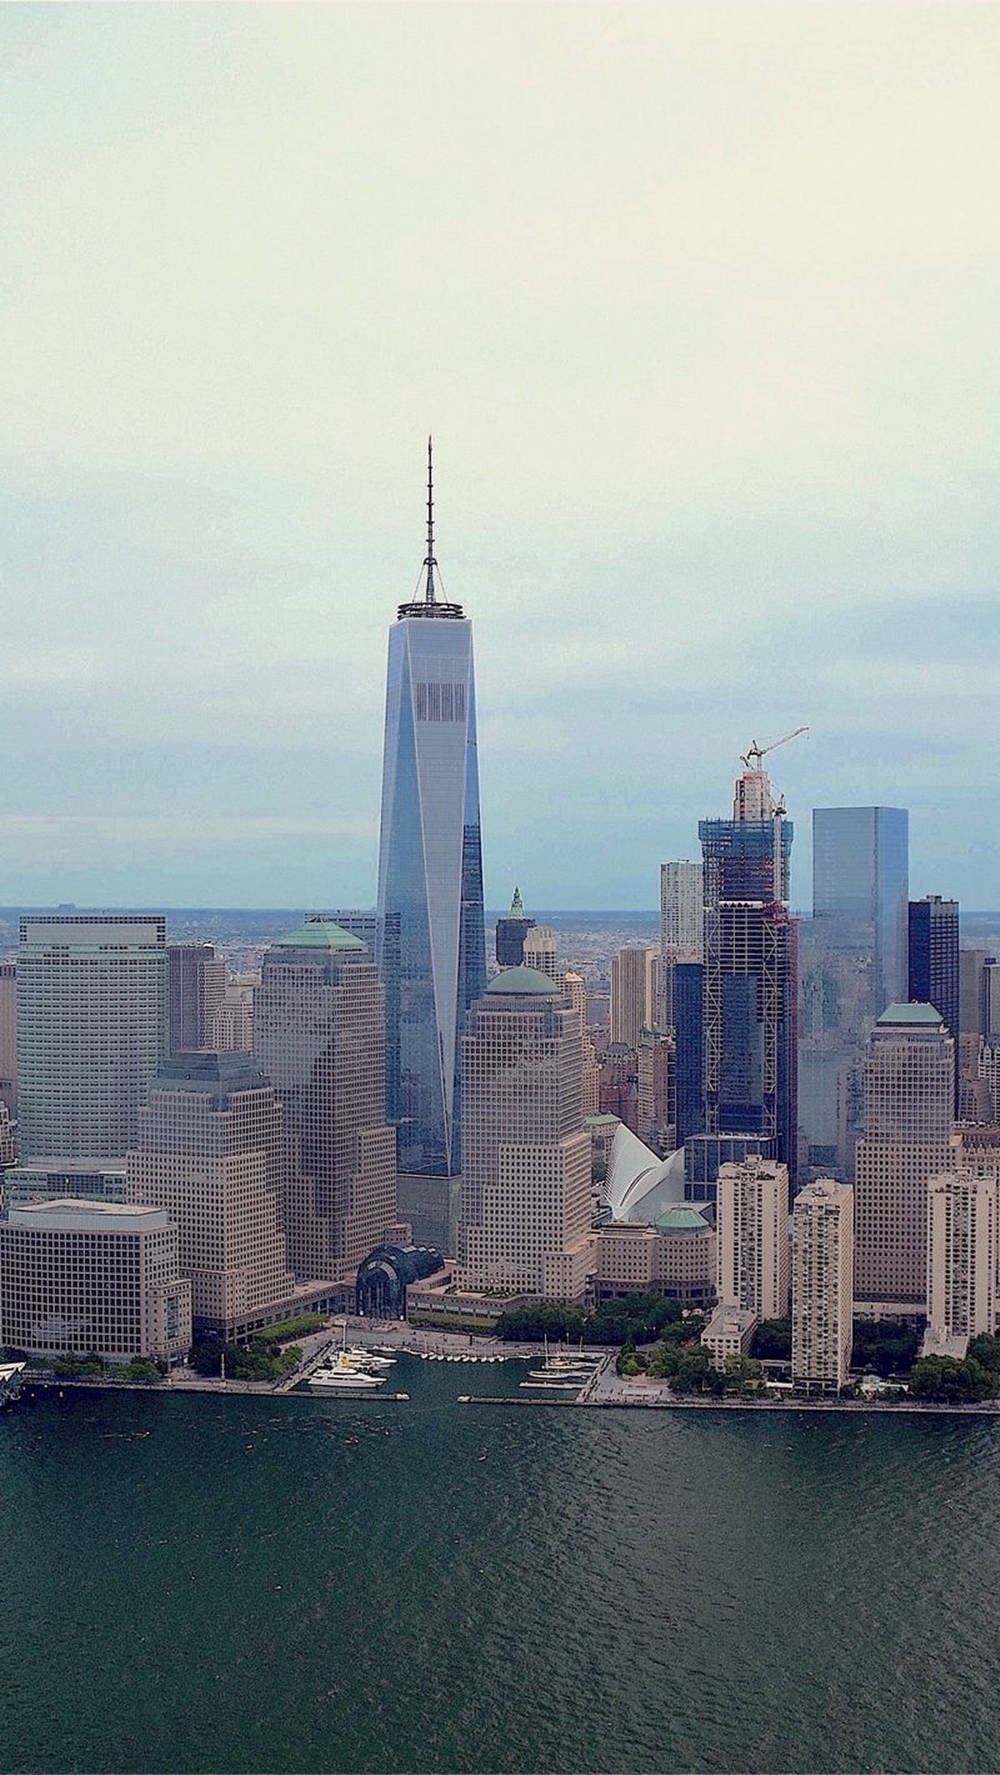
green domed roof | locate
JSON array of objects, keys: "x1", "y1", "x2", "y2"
[
  {"x1": 273, "y1": 918, "x2": 366, "y2": 952},
  {"x1": 655, "y1": 1205, "x2": 710, "y2": 1233},
  {"x1": 485, "y1": 965, "x2": 560, "y2": 997}
]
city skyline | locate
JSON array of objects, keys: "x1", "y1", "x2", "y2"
[{"x1": 2, "y1": 6, "x2": 999, "y2": 909}]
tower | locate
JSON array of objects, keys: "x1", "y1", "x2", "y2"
[
  {"x1": 496, "y1": 886, "x2": 535, "y2": 969},
  {"x1": 792, "y1": 1179, "x2": 854, "y2": 1394},
  {"x1": 167, "y1": 944, "x2": 227, "y2": 1053},
  {"x1": 253, "y1": 918, "x2": 397, "y2": 1282},
  {"x1": 376, "y1": 441, "x2": 487, "y2": 1177},
  {"x1": 716, "y1": 1154, "x2": 790, "y2": 1321},
  {"x1": 17, "y1": 914, "x2": 168, "y2": 1162},
  {"x1": 699, "y1": 750, "x2": 798, "y2": 1178},
  {"x1": 908, "y1": 895, "x2": 960, "y2": 1109},
  {"x1": 610, "y1": 947, "x2": 659, "y2": 1051}
]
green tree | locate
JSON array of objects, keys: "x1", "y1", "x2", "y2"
[
  {"x1": 967, "y1": 1332, "x2": 1000, "y2": 1374},
  {"x1": 723, "y1": 1352, "x2": 763, "y2": 1395},
  {"x1": 909, "y1": 1355, "x2": 999, "y2": 1403},
  {"x1": 751, "y1": 1318, "x2": 791, "y2": 1360}
]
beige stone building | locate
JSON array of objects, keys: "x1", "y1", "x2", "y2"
[
  {"x1": 523, "y1": 927, "x2": 558, "y2": 981},
  {"x1": 0, "y1": 958, "x2": 15, "y2": 1119},
  {"x1": 211, "y1": 977, "x2": 256, "y2": 1054},
  {"x1": 791, "y1": 1179, "x2": 854, "y2": 1394},
  {"x1": 562, "y1": 972, "x2": 601, "y2": 1118},
  {"x1": 702, "y1": 1305, "x2": 757, "y2": 1368},
  {"x1": 126, "y1": 1052, "x2": 298, "y2": 1337},
  {"x1": 610, "y1": 946, "x2": 659, "y2": 1051},
  {"x1": 926, "y1": 1168, "x2": 997, "y2": 1348},
  {"x1": 595, "y1": 1208, "x2": 715, "y2": 1306},
  {"x1": 716, "y1": 1155, "x2": 790, "y2": 1321},
  {"x1": 854, "y1": 1005, "x2": 955, "y2": 1309},
  {"x1": 0, "y1": 1199, "x2": 191, "y2": 1363},
  {"x1": 254, "y1": 919, "x2": 396, "y2": 1283},
  {"x1": 458, "y1": 966, "x2": 594, "y2": 1302}
]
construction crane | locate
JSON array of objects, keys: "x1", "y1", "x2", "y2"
[{"x1": 740, "y1": 727, "x2": 808, "y2": 772}]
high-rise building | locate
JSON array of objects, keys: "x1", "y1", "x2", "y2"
[
  {"x1": 0, "y1": 1199, "x2": 191, "y2": 1364},
  {"x1": 375, "y1": 444, "x2": 486, "y2": 1177},
  {"x1": 715, "y1": 1154, "x2": 790, "y2": 1321},
  {"x1": 0, "y1": 959, "x2": 16, "y2": 1119},
  {"x1": 458, "y1": 967, "x2": 594, "y2": 1301},
  {"x1": 610, "y1": 947, "x2": 659, "y2": 1051},
  {"x1": 854, "y1": 1004, "x2": 955, "y2": 1308},
  {"x1": 791, "y1": 1179, "x2": 854, "y2": 1394},
  {"x1": 127, "y1": 1052, "x2": 297, "y2": 1337},
  {"x1": 166, "y1": 945, "x2": 226, "y2": 1053},
  {"x1": 496, "y1": 887, "x2": 535, "y2": 969},
  {"x1": 700, "y1": 758, "x2": 797, "y2": 1177},
  {"x1": 325, "y1": 909, "x2": 401, "y2": 1111},
  {"x1": 210, "y1": 978, "x2": 256, "y2": 1054},
  {"x1": 959, "y1": 948, "x2": 996, "y2": 1038},
  {"x1": 254, "y1": 918, "x2": 397, "y2": 1282},
  {"x1": 17, "y1": 915, "x2": 168, "y2": 1163},
  {"x1": 800, "y1": 807, "x2": 909, "y2": 1177},
  {"x1": 926, "y1": 1169, "x2": 997, "y2": 1349},
  {"x1": 673, "y1": 960, "x2": 704, "y2": 1151},
  {"x1": 909, "y1": 895, "x2": 960, "y2": 1109},
  {"x1": 659, "y1": 861, "x2": 703, "y2": 963},
  {"x1": 523, "y1": 926, "x2": 558, "y2": 982},
  {"x1": 637, "y1": 1027, "x2": 674, "y2": 1153}
]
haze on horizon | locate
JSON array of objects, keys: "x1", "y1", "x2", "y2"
[{"x1": 2, "y1": 4, "x2": 998, "y2": 912}]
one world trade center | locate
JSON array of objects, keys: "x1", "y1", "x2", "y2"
[{"x1": 376, "y1": 442, "x2": 486, "y2": 1180}]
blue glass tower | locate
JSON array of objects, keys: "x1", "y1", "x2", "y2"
[{"x1": 376, "y1": 443, "x2": 487, "y2": 1177}]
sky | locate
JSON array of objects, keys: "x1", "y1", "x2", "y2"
[{"x1": 2, "y1": 2, "x2": 999, "y2": 911}]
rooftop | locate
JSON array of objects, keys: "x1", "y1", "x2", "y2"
[
  {"x1": 484, "y1": 965, "x2": 561, "y2": 997},
  {"x1": 877, "y1": 1002, "x2": 946, "y2": 1027},
  {"x1": 655, "y1": 1205, "x2": 711, "y2": 1233},
  {"x1": 272, "y1": 917, "x2": 367, "y2": 953}
]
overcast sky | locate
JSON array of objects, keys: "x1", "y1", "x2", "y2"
[{"x1": 2, "y1": 3, "x2": 998, "y2": 911}]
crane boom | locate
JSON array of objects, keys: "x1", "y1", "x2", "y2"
[{"x1": 740, "y1": 726, "x2": 808, "y2": 772}]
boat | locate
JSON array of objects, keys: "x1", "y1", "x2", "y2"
[
  {"x1": 345, "y1": 1346, "x2": 395, "y2": 1368},
  {"x1": 308, "y1": 1358, "x2": 387, "y2": 1391},
  {"x1": 371, "y1": 1344, "x2": 397, "y2": 1355}
]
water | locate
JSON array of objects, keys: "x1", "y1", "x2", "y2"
[{"x1": 3, "y1": 1358, "x2": 999, "y2": 1774}]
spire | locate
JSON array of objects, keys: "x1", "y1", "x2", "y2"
[
  {"x1": 510, "y1": 885, "x2": 525, "y2": 918},
  {"x1": 424, "y1": 434, "x2": 437, "y2": 604}
]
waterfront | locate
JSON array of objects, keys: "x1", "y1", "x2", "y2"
[{"x1": 3, "y1": 1356, "x2": 1000, "y2": 1774}]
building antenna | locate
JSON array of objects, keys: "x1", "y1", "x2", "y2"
[{"x1": 424, "y1": 434, "x2": 437, "y2": 604}]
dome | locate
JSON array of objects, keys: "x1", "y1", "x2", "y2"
[
  {"x1": 485, "y1": 965, "x2": 560, "y2": 997},
  {"x1": 273, "y1": 918, "x2": 366, "y2": 951},
  {"x1": 655, "y1": 1205, "x2": 711, "y2": 1234}
]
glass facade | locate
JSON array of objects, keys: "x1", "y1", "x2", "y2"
[{"x1": 376, "y1": 611, "x2": 486, "y2": 1176}]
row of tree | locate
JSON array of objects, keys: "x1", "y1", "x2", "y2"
[{"x1": 495, "y1": 1293, "x2": 689, "y2": 1346}]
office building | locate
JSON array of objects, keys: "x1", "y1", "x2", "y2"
[
  {"x1": 17, "y1": 915, "x2": 168, "y2": 1162},
  {"x1": 0, "y1": 1100, "x2": 14, "y2": 1174},
  {"x1": 791, "y1": 1179, "x2": 854, "y2": 1394},
  {"x1": 210, "y1": 978, "x2": 255, "y2": 1054},
  {"x1": 4, "y1": 1159, "x2": 128, "y2": 1211},
  {"x1": 909, "y1": 896, "x2": 960, "y2": 1109},
  {"x1": 523, "y1": 926, "x2": 558, "y2": 982},
  {"x1": 495, "y1": 887, "x2": 535, "y2": 968},
  {"x1": 854, "y1": 1005, "x2": 955, "y2": 1308},
  {"x1": 127, "y1": 1052, "x2": 298, "y2": 1337},
  {"x1": 672, "y1": 961, "x2": 704, "y2": 1150},
  {"x1": 595, "y1": 1209, "x2": 715, "y2": 1307},
  {"x1": 375, "y1": 445, "x2": 486, "y2": 1176},
  {"x1": 0, "y1": 1199, "x2": 191, "y2": 1364},
  {"x1": 254, "y1": 919, "x2": 397, "y2": 1282},
  {"x1": 959, "y1": 949, "x2": 996, "y2": 1038},
  {"x1": 458, "y1": 967, "x2": 593, "y2": 1301},
  {"x1": 715, "y1": 1154, "x2": 790, "y2": 1321},
  {"x1": 610, "y1": 947, "x2": 659, "y2": 1050},
  {"x1": 700, "y1": 758, "x2": 797, "y2": 1176},
  {"x1": 925, "y1": 1169, "x2": 997, "y2": 1350},
  {"x1": 659, "y1": 861, "x2": 703, "y2": 963},
  {"x1": 167, "y1": 945, "x2": 226, "y2": 1053},
  {"x1": 637, "y1": 1027, "x2": 674, "y2": 1153},
  {"x1": 801, "y1": 807, "x2": 909, "y2": 1176},
  {"x1": 0, "y1": 959, "x2": 15, "y2": 1118}
]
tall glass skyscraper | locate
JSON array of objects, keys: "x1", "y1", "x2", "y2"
[{"x1": 376, "y1": 445, "x2": 487, "y2": 1177}]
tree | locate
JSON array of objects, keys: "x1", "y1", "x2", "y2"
[
  {"x1": 751, "y1": 1318, "x2": 791, "y2": 1360},
  {"x1": 909, "y1": 1355, "x2": 999, "y2": 1403},
  {"x1": 967, "y1": 1332, "x2": 1000, "y2": 1375},
  {"x1": 723, "y1": 1352, "x2": 763, "y2": 1395}
]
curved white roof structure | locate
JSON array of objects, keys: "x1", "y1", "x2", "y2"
[{"x1": 603, "y1": 1124, "x2": 688, "y2": 1223}]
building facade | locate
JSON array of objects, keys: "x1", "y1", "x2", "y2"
[
  {"x1": 0, "y1": 1199, "x2": 191, "y2": 1363},
  {"x1": 167, "y1": 945, "x2": 227, "y2": 1053},
  {"x1": 853, "y1": 1005, "x2": 955, "y2": 1308},
  {"x1": 610, "y1": 947, "x2": 659, "y2": 1051},
  {"x1": 375, "y1": 454, "x2": 486, "y2": 1177},
  {"x1": 127, "y1": 1052, "x2": 297, "y2": 1336},
  {"x1": 254, "y1": 919, "x2": 397, "y2": 1283},
  {"x1": 908, "y1": 895, "x2": 960, "y2": 1109},
  {"x1": 458, "y1": 967, "x2": 594, "y2": 1301},
  {"x1": 495, "y1": 887, "x2": 535, "y2": 969},
  {"x1": 715, "y1": 1154, "x2": 790, "y2": 1321},
  {"x1": 16, "y1": 915, "x2": 168, "y2": 1162},
  {"x1": 926, "y1": 1169, "x2": 997, "y2": 1346},
  {"x1": 791, "y1": 1178, "x2": 854, "y2": 1394},
  {"x1": 659, "y1": 861, "x2": 703, "y2": 963},
  {"x1": 0, "y1": 959, "x2": 16, "y2": 1119}
]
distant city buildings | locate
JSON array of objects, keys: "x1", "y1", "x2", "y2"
[
  {"x1": 458, "y1": 967, "x2": 593, "y2": 1301},
  {"x1": 854, "y1": 1004, "x2": 955, "y2": 1309},
  {"x1": 659, "y1": 861, "x2": 703, "y2": 962},
  {"x1": 523, "y1": 925, "x2": 558, "y2": 982},
  {"x1": 167, "y1": 944, "x2": 226, "y2": 1053},
  {"x1": 16, "y1": 915, "x2": 168, "y2": 1163},
  {"x1": 610, "y1": 946, "x2": 658, "y2": 1050},
  {"x1": 792, "y1": 1179, "x2": 854, "y2": 1394}
]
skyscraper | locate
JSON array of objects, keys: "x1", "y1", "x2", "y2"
[
  {"x1": 792, "y1": 1179, "x2": 854, "y2": 1394},
  {"x1": 523, "y1": 926, "x2": 558, "y2": 981},
  {"x1": 127, "y1": 1051, "x2": 297, "y2": 1338},
  {"x1": 659, "y1": 861, "x2": 703, "y2": 962},
  {"x1": 926, "y1": 1169, "x2": 997, "y2": 1349},
  {"x1": 495, "y1": 887, "x2": 535, "y2": 968},
  {"x1": 458, "y1": 967, "x2": 593, "y2": 1301},
  {"x1": 699, "y1": 753, "x2": 797, "y2": 1177},
  {"x1": 908, "y1": 895, "x2": 960, "y2": 1109},
  {"x1": 610, "y1": 946, "x2": 659, "y2": 1050},
  {"x1": 17, "y1": 914, "x2": 168, "y2": 1163},
  {"x1": 715, "y1": 1154, "x2": 790, "y2": 1321},
  {"x1": 800, "y1": 807, "x2": 909, "y2": 1176},
  {"x1": 254, "y1": 919, "x2": 397, "y2": 1282},
  {"x1": 167, "y1": 944, "x2": 226, "y2": 1053},
  {"x1": 854, "y1": 1004, "x2": 954, "y2": 1308},
  {"x1": 376, "y1": 442, "x2": 486, "y2": 1177},
  {"x1": 0, "y1": 960, "x2": 15, "y2": 1120}
]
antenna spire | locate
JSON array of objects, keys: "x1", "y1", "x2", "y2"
[{"x1": 424, "y1": 434, "x2": 437, "y2": 604}]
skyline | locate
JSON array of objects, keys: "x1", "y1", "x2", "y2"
[{"x1": 3, "y1": 5, "x2": 999, "y2": 908}]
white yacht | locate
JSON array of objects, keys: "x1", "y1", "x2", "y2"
[{"x1": 308, "y1": 1356, "x2": 387, "y2": 1392}]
